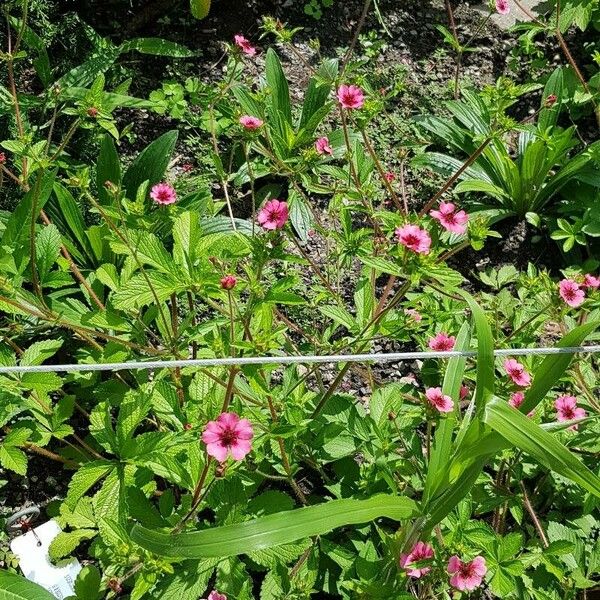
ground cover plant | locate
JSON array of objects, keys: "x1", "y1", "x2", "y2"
[{"x1": 0, "y1": 0, "x2": 599, "y2": 598}]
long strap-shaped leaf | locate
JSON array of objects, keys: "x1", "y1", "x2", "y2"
[
  {"x1": 131, "y1": 495, "x2": 417, "y2": 558},
  {"x1": 484, "y1": 398, "x2": 600, "y2": 497},
  {"x1": 521, "y1": 320, "x2": 599, "y2": 414},
  {"x1": 0, "y1": 571, "x2": 56, "y2": 600},
  {"x1": 423, "y1": 321, "x2": 471, "y2": 505}
]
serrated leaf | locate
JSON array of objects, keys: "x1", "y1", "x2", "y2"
[
  {"x1": 0, "y1": 445, "x2": 27, "y2": 475},
  {"x1": 48, "y1": 529, "x2": 97, "y2": 560},
  {"x1": 65, "y1": 461, "x2": 114, "y2": 509}
]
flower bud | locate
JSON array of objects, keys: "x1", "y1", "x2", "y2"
[
  {"x1": 544, "y1": 94, "x2": 557, "y2": 108},
  {"x1": 220, "y1": 275, "x2": 237, "y2": 290},
  {"x1": 87, "y1": 107, "x2": 98, "y2": 118},
  {"x1": 0, "y1": 152, "x2": 5, "y2": 164}
]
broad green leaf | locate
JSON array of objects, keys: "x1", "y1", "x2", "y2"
[
  {"x1": 0, "y1": 571, "x2": 57, "y2": 600},
  {"x1": 0, "y1": 445, "x2": 27, "y2": 476},
  {"x1": 48, "y1": 529, "x2": 97, "y2": 560},
  {"x1": 265, "y1": 49, "x2": 292, "y2": 126},
  {"x1": 190, "y1": 0, "x2": 211, "y2": 19},
  {"x1": 20, "y1": 339, "x2": 63, "y2": 367},
  {"x1": 48, "y1": 183, "x2": 96, "y2": 266},
  {"x1": 120, "y1": 38, "x2": 195, "y2": 58},
  {"x1": 65, "y1": 460, "x2": 115, "y2": 509},
  {"x1": 74, "y1": 565, "x2": 102, "y2": 600},
  {"x1": 112, "y1": 271, "x2": 184, "y2": 310},
  {"x1": 97, "y1": 135, "x2": 122, "y2": 206},
  {"x1": 484, "y1": 398, "x2": 600, "y2": 498},
  {"x1": 122, "y1": 131, "x2": 178, "y2": 200},
  {"x1": 132, "y1": 495, "x2": 418, "y2": 558},
  {"x1": 1, "y1": 170, "x2": 56, "y2": 251}
]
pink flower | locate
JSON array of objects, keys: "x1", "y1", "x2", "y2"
[
  {"x1": 202, "y1": 412, "x2": 253, "y2": 462},
  {"x1": 399, "y1": 541, "x2": 434, "y2": 578},
  {"x1": 150, "y1": 182, "x2": 177, "y2": 205},
  {"x1": 559, "y1": 279, "x2": 585, "y2": 308},
  {"x1": 257, "y1": 199, "x2": 288, "y2": 230},
  {"x1": 504, "y1": 359, "x2": 531, "y2": 388},
  {"x1": 337, "y1": 84, "x2": 365, "y2": 109},
  {"x1": 404, "y1": 308, "x2": 422, "y2": 322},
  {"x1": 430, "y1": 202, "x2": 469, "y2": 235},
  {"x1": 315, "y1": 136, "x2": 333, "y2": 155},
  {"x1": 460, "y1": 384, "x2": 470, "y2": 400},
  {"x1": 425, "y1": 387, "x2": 454, "y2": 413},
  {"x1": 428, "y1": 332, "x2": 456, "y2": 352},
  {"x1": 448, "y1": 556, "x2": 487, "y2": 591},
  {"x1": 220, "y1": 275, "x2": 237, "y2": 290},
  {"x1": 207, "y1": 592, "x2": 227, "y2": 600},
  {"x1": 495, "y1": 0, "x2": 510, "y2": 14},
  {"x1": 234, "y1": 34, "x2": 256, "y2": 56},
  {"x1": 384, "y1": 171, "x2": 395, "y2": 182},
  {"x1": 583, "y1": 274, "x2": 600, "y2": 290},
  {"x1": 395, "y1": 224, "x2": 431, "y2": 254},
  {"x1": 509, "y1": 391, "x2": 525, "y2": 408},
  {"x1": 555, "y1": 395, "x2": 586, "y2": 430},
  {"x1": 239, "y1": 115, "x2": 264, "y2": 130}
]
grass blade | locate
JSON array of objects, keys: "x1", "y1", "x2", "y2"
[
  {"x1": 484, "y1": 398, "x2": 600, "y2": 497},
  {"x1": 131, "y1": 495, "x2": 418, "y2": 558}
]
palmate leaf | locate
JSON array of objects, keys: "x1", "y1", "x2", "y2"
[
  {"x1": 131, "y1": 495, "x2": 418, "y2": 558},
  {"x1": 484, "y1": 398, "x2": 600, "y2": 498},
  {"x1": 0, "y1": 571, "x2": 57, "y2": 600}
]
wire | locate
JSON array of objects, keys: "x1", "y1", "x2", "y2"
[{"x1": 0, "y1": 345, "x2": 599, "y2": 374}]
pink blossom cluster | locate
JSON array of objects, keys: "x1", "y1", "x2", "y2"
[
  {"x1": 555, "y1": 395, "x2": 586, "y2": 430},
  {"x1": 559, "y1": 274, "x2": 599, "y2": 308},
  {"x1": 202, "y1": 412, "x2": 254, "y2": 462},
  {"x1": 430, "y1": 202, "x2": 469, "y2": 235},
  {"x1": 495, "y1": 0, "x2": 510, "y2": 15},
  {"x1": 234, "y1": 34, "x2": 256, "y2": 56},
  {"x1": 257, "y1": 199, "x2": 289, "y2": 230},
  {"x1": 400, "y1": 542, "x2": 487, "y2": 591},
  {"x1": 337, "y1": 84, "x2": 365, "y2": 109},
  {"x1": 504, "y1": 358, "x2": 531, "y2": 387}
]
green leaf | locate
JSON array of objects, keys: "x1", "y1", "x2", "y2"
[
  {"x1": 74, "y1": 565, "x2": 102, "y2": 600},
  {"x1": 521, "y1": 321, "x2": 599, "y2": 414},
  {"x1": 65, "y1": 460, "x2": 114, "y2": 509},
  {"x1": 20, "y1": 339, "x2": 63, "y2": 366},
  {"x1": 48, "y1": 183, "x2": 95, "y2": 266},
  {"x1": 35, "y1": 223, "x2": 61, "y2": 280},
  {"x1": 120, "y1": 38, "x2": 195, "y2": 58},
  {"x1": 131, "y1": 495, "x2": 418, "y2": 558},
  {"x1": 0, "y1": 445, "x2": 27, "y2": 476},
  {"x1": 112, "y1": 271, "x2": 184, "y2": 310},
  {"x1": 484, "y1": 398, "x2": 600, "y2": 498},
  {"x1": 0, "y1": 571, "x2": 57, "y2": 600},
  {"x1": 48, "y1": 529, "x2": 97, "y2": 560},
  {"x1": 460, "y1": 291, "x2": 494, "y2": 412},
  {"x1": 265, "y1": 49, "x2": 292, "y2": 126},
  {"x1": 122, "y1": 131, "x2": 178, "y2": 200},
  {"x1": 97, "y1": 135, "x2": 122, "y2": 206},
  {"x1": 288, "y1": 191, "x2": 312, "y2": 242},
  {"x1": 423, "y1": 322, "x2": 470, "y2": 505},
  {"x1": 1, "y1": 170, "x2": 56, "y2": 252},
  {"x1": 190, "y1": 0, "x2": 212, "y2": 19}
]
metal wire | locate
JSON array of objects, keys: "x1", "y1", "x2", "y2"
[{"x1": 0, "y1": 345, "x2": 599, "y2": 374}]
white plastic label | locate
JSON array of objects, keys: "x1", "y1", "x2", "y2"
[{"x1": 10, "y1": 520, "x2": 81, "y2": 599}]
